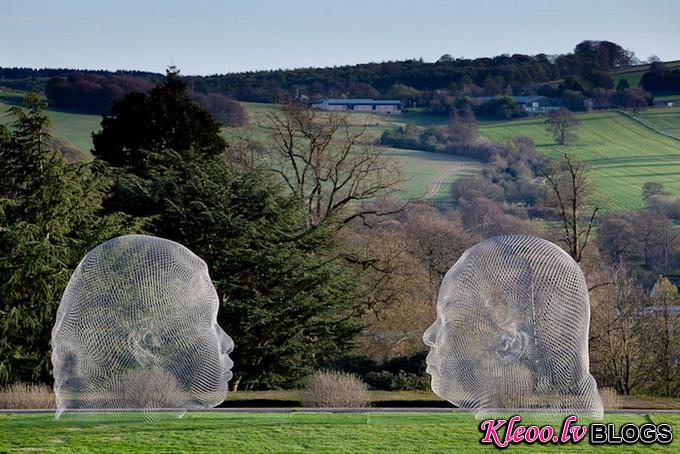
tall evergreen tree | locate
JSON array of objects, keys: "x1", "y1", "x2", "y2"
[
  {"x1": 0, "y1": 95, "x2": 130, "y2": 384},
  {"x1": 92, "y1": 67, "x2": 226, "y2": 175},
  {"x1": 92, "y1": 67, "x2": 227, "y2": 217}
]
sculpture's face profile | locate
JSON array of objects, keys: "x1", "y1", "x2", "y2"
[
  {"x1": 423, "y1": 235, "x2": 603, "y2": 417},
  {"x1": 51, "y1": 235, "x2": 233, "y2": 416}
]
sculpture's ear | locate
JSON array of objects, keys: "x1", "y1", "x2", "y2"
[
  {"x1": 52, "y1": 339, "x2": 78, "y2": 379},
  {"x1": 128, "y1": 328, "x2": 163, "y2": 366},
  {"x1": 494, "y1": 323, "x2": 529, "y2": 363}
]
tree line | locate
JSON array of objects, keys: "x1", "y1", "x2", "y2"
[
  {"x1": 1, "y1": 40, "x2": 669, "y2": 119},
  {"x1": 641, "y1": 62, "x2": 680, "y2": 93},
  {"x1": 44, "y1": 73, "x2": 247, "y2": 127}
]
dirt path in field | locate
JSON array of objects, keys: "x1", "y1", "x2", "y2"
[{"x1": 424, "y1": 162, "x2": 467, "y2": 199}]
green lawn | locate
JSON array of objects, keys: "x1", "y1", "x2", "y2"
[
  {"x1": 0, "y1": 412, "x2": 677, "y2": 453},
  {"x1": 479, "y1": 110, "x2": 680, "y2": 210}
]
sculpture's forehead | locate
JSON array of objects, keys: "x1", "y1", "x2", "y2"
[
  {"x1": 437, "y1": 236, "x2": 586, "y2": 312},
  {"x1": 83, "y1": 235, "x2": 206, "y2": 272},
  {"x1": 57, "y1": 235, "x2": 217, "y2": 319}
]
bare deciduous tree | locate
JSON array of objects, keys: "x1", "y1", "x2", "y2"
[
  {"x1": 647, "y1": 278, "x2": 680, "y2": 397},
  {"x1": 402, "y1": 205, "x2": 473, "y2": 304},
  {"x1": 346, "y1": 226, "x2": 433, "y2": 360},
  {"x1": 622, "y1": 88, "x2": 649, "y2": 115},
  {"x1": 597, "y1": 209, "x2": 680, "y2": 270},
  {"x1": 545, "y1": 107, "x2": 579, "y2": 145},
  {"x1": 542, "y1": 153, "x2": 599, "y2": 263},
  {"x1": 589, "y1": 264, "x2": 651, "y2": 395},
  {"x1": 264, "y1": 102, "x2": 403, "y2": 227},
  {"x1": 448, "y1": 107, "x2": 478, "y2": 144}
]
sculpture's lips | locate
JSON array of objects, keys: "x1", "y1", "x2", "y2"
[{"x1": 425, "y1": 356, "x2": 438, "y2": 375}]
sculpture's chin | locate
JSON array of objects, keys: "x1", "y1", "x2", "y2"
[{"x1": 428, "y1": 374, "x2": 445, "y2": 400}]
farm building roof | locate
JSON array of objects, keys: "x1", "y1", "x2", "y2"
[
  {"x1": 312, "y1": 98, "x2": 401, "y2": 106},
  {"x1": 475, "y1": 96, "x2": 547, "y2": 104}
]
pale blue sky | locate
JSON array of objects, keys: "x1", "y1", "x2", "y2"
[{"x1": 2, "y1": 0, "x2": 678, "y2": 75}]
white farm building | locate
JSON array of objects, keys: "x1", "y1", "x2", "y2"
[{"x1": 311, "y1": 98, "x2": 402, "y2": 115}]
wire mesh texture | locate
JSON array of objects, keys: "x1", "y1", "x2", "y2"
[
  {"x1": 51, "y1": 235, "x2": 233, "y2": 419},
  {"x1": 423, "y1": 235, "x2": 603, "y2": 419}
]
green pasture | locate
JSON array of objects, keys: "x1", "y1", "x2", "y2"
[
  {"x1": 385, "y1": 146, "x2": 482, "y2": 202},
  {"x1": 479, "y1": 110, "x2": 680, "y2": 210},
  {"x1": 0, "y1": 412, "x2": 677, "y2": 453},
  {"x1": 637, "y1": 107, "x2": 680, "y2": 138},
  {"x1": 0, "y1": 91, "x2": 100, "y2": 156}
]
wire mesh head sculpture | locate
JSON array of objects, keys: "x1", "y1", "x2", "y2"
[
  {"x1": 51, "y1": 235, "x2": 233, "y2": 418},
  {"x1": 423, "y1": 235, "x2": 603, "y2": 418}
]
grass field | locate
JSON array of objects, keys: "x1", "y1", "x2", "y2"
[
  {"x1": 0, "y1": 91, "x2": 100, "y2": 156},
  {"x1": 0, "y1": 411, "x2": 677, "y2": 453},
  {"x1": 385, "y1": 146, "x2": 481, "y2": 202},
  {"x1": 479, "y1": 110, "x2": 680, "y2": 210},
  {"x1": 637, "y1": 107, "x2": 680, "y2": 138}
]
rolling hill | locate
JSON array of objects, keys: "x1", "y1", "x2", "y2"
[
  {"x1": 228, "y1": 103, "x2": 482, "y2": 202},
  {"x1": 5, "y1": 86, "x2": 680, "y2": 209},
  {"x1": 479, "y1": 109, "x2": 680, "y2": 210}
]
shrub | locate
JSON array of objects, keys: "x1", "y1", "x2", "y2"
[
  {"x1": 599, "y1": 387, "x2": 622, "y2": 410},
  {"x1": 323, "y1": 352, "x2": 430, "y2": 391},
  {"x1": 0, "y1": 382, "x2": 55, "y2": 409},
  {"x1": 365, "y1": 371, "x2": 430, "y2": 391},
  {"x1": 300, "y1": 371, "x2": 369, "y2": 408}
]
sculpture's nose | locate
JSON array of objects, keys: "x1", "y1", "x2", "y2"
[
  {"x1": 423, "y1": 319, "x2": 440, "y2": 348},
  {"x1": 218, "y1": 327, "x2": 234, "y2": 355}
]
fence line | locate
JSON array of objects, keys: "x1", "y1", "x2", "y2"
[{"x1": 619, "y1": 109, "x2": 680, "y2": 142}]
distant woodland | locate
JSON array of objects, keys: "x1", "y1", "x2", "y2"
[{"x1": 1, "y1": 40, "x2": 678, "y2": 121}]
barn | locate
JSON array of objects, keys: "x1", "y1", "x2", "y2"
[
  {"x1": 311, "y1": 98, "x2": 402, "y2": 115},
  {"x1": 475, "y1": 95, "x2": 559, "y2": 113}
]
